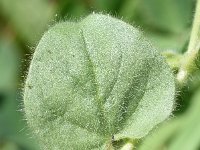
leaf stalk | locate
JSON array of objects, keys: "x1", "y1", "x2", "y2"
[{"x1": 177, "y1": 0, "x2": 200, "y2": 85}]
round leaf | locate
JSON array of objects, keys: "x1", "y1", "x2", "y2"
[{"x1": 24, "y1": 14, "x2": 175, "y2": 149}]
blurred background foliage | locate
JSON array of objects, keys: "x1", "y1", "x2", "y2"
[{"x1": 0, "y1": 0, "x2": 199, "y2": 149}]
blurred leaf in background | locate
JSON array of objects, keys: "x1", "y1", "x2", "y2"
[
  {"x1": 0, "y1": 36, "x2": 21, "y2": 139},
  {"x1": 120, "y1": 0, "x2": 194, "y2": 53},
  {"x1": 139, "y1": 87, "x2": 200, "y2": 150},
  {"x1": 0, "y1": 37, "x2": 20, "y2": 90},
  {"x1": 0, "y1": 0, "x2": 55, "y2": 45},
  {"x1": 0, "y1": 36, "x2": 39, "y2": 149},
  {"x1": 57, "y1": 0, "x2": 89, "y2": 19}
]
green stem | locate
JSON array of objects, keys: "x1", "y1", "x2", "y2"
[
  {"x1": 108, "y1": 138, "x2": 134, "y2": 150},
  {"x1": 120, "y1": 142, "x2": 134, "y2": 150},
  {"x1": 177, "y1": 0, "x2": 200, "y2": 85}
]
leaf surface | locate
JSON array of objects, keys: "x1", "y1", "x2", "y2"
[{"x1": 24, "y1": 14, "x2": 175, "y2": 149}]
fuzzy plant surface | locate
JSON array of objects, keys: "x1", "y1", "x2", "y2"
[{"x1": 24, "y1": 14, "x2": 175, "y2": 150}]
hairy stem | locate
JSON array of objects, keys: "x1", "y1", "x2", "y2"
[
  {"x1": 177, "y1": 0, "x2": 200, "y2": 84},
  {"x1": 108, "y1": 138, "x2": 134, "y2": 150},
  {"x1": 120, "y1": 142, "x2": 134, "y2": 150}
]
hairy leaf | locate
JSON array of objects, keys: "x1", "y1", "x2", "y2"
[{"x1": 24, "y1": 14, "x2": 175, "y2": 149}]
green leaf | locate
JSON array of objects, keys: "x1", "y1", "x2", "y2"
[
  {"x1": 120, "y1": 0, "x2": 193, "y2": 33},
  {"x1": 139, "y1": 86, "x2": 200, "y2": 150},
  {"x1": 24, "y1": 14, "x2": 175, "y2": 149},
  {"x1": 145, "y1": 31, "x2": 190, "y2": 53},
  {"x1": 0, "y1": 36, "x2": 39, "y2": 150},
  {"x1": 0, "y1": 141, "x2": 19, "y2": 150},
  {"x1": 58, "y1": 0, "x2": 88, "y2": 19},
  {"x1": 168, "y1": 88, "x2": 200, "y2": 150},
  {"x1": 0, "y1": 0, "x2": 55, "y2": 45},
  {"x1": 90, "y1": 0, "x2": 123, "y2": 13},
  {"x1": 120, "y1": 0, "x2": 193, "y2": 53},
  {"x1": 0, "y1": 37, "x2": 20, "y2": 90},
  {"x1": 138, "y1": 118, "x2": 182, "y2": 150}
]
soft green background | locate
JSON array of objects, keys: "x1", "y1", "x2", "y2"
[{"x1": 0, "y1": 0, "x2": 199, "y2": 149}]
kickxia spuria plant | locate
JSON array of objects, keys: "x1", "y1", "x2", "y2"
[{"x1": 24, "y1": 14, "x2": 176, "y2": 149}]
